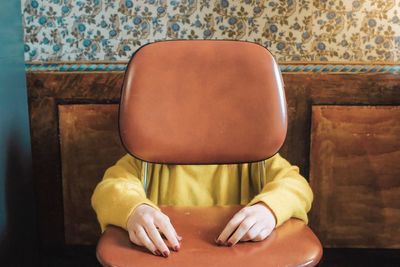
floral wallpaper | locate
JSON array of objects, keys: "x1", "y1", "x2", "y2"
[{"x1": 22, "y1": 0, "x2": 400, "y2": 62}]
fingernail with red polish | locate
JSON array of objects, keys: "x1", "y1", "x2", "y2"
[
  {"x1": 216, "y1": 239, "x2": 223, "y2": 246},
  {"x1": 227, "y1": 241, "x2": 233, "y2": 247},
  {"x1": 162, "y1": 251, "x2": 169, "y2": 257},
  {"x1": 173, "y1": 245, "x2": 179, "y2": 252}
]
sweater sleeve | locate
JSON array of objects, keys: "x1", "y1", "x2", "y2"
[
  {"x1": 91, "y1": 154, "x2": 160, "y2": 233},
  {"x1": 246, "y1": 153, "x2": 314, "y2": 228}
]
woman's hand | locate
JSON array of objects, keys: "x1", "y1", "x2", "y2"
[
  {"x1": 216, "y1": 203, "x2": 276, "y2": 246},
  {"x1": 127, "y1": 204, "x2": 182, "y2": 257}
]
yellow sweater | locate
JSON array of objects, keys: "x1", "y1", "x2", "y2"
[{"x1": 91, "y1": 153, "x2": 313, "y2": 233}]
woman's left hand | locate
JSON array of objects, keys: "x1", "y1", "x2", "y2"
[{"x1": 216, "y1": 203, "x2": 276, "y2": 246}]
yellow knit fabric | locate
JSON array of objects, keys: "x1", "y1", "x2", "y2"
[{"x1": 91, "y1": 153, "x2": 313, "y2": 233}]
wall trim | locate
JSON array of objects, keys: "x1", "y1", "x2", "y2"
[{"x1": 25, "y1": 62, "x2": 400, "y2": 73}]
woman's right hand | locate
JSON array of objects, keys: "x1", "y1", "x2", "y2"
[{"x1": 127, "y1": 204, "x2": 182, "y2": 257}]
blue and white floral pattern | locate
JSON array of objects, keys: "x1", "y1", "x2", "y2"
[{"x1": 22, "y1": 0, "x2": 400, "y2": 62}]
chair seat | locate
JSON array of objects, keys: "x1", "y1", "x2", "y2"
[{"x1": 96, "y1": 206, "x2": 323, "y2": 267}]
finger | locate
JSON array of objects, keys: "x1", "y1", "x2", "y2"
[
  {"x1": 253, "y1": 228, "x2": 273, "y2": 242},
  {"x1": 166, "y1": 231, "x2": 182, "y2": 242},
  {"x1": 177, "y1": 234, "x2": 183, "y2": 241},
  {"x1": 240, "y1": 223, "x2": 264, "y2": 242},
  {"x1": 169, "y1": 221, "x2": 183, "y2": 241},
  {"x1": 159, "y1": 218, "x2": 182, "y2": 241},
  {"x1": 216, "y1": 212, "x2": 247, "y2": 244},
  {"x1": 227, "y1": 217, "x2": 256, "y2": 246},
  {"x1": 135, "y1": 226, "x2": 160, "y2": 256},
  {"x1": 144, "y1": 222, "x2": 170, "y2": 257},
  {"x1": 155, "y1": 217, "x2": 180, "y2": 251},
  {"x1": 128, "y1": 230, "x2": 142, "y2": 246}
]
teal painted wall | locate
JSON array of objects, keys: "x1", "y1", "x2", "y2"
[{"x1": 0, "y1": 1, "x2": 36, "y2": 265}]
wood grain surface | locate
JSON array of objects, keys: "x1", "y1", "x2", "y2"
[
  {"x1": 58, "y1": 104, "x2": 126, "y2": 244},
  {"x1": 309, "y1": 105, "x2": 400, "y2": 248},
  {"x1": 26, "y1": 72, "x2": 400, "y2": 246}
]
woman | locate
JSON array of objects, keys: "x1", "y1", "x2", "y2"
[{"x1": 91, "y1": 152, "x2": 313, "y2": 257}]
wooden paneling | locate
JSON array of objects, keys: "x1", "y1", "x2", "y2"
[
  {"x1": 58, "y1": 104, "x2": 125, "y2": 244},
  {"x1": 26, "y1": 72, "x2": 400, "y2": 246},
  {"x1": 309, "y1": 106, "x2": 400, "y2": 248},
  {"x1": 28, "y1": 73, "x2": 123, "y2": 245}
]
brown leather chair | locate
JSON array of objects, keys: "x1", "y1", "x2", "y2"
[{"x1": 96, "y1": 40, "x2": 323, "y2": 266}]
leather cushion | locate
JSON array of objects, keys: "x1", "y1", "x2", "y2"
[{"x1": 119, "y1": 40, "x2": 287, "y2": 164}]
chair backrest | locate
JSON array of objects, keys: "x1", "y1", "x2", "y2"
[{"x1": 119, "y1": 40, "x2": 287, "y2": 165}]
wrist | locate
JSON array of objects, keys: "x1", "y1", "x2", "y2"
[
  {"x1": 127, "y1": 203, "x2": 155, "y2": 228},
  {"x1": 253, "y1": 201, "x2": 277, "y2": 227}
]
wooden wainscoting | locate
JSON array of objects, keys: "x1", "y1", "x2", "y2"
[
  {"x1": 310, "y1": 105, "x2": 400, "y2": 248},
  {"x1": 27, "y1": 72, "x2": 400, "y2": 247},
  {"x1": 58, "y1": 104, "x2": 125, "y2": 244}
]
